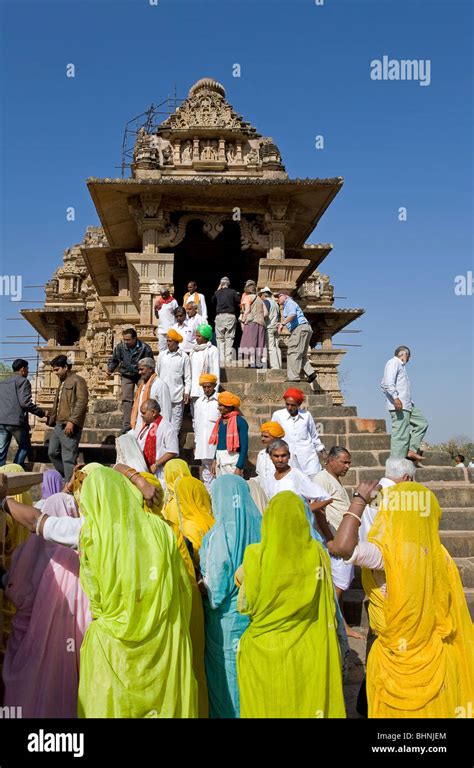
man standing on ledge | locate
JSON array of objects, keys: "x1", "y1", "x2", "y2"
[
  {"x1": 381, "y1": 345, "x2": 428, "y2": 462},
  {"x1": 107, "y1": 327, "x2": 154, "y2": 434},
  {"x1": 47, "y1": 355, "x2": 88, "y2": 482},
  {"x1": 209, "y1": 391, "x2": 248, "y2": 477},
  {"x1": 275, "y1": 291, "x2": 317, "y2": 383}
]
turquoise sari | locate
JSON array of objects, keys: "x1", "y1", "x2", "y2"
[{"x1": 199, "y1": 475, "x2": 261, "y2": 718}]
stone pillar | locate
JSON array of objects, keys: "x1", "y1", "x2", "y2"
[
  {"x1": 172, "y1": 139, "x2": 181, "y2": 165},
  {"x1": 267, "y1": 225, "x2": 286, "y2": 259},
  {"x1": 321, "y1": 330, "x2": 333, "y2": 350},
  {"x1": 235, "y1": 140, "x2": 243, "y2": 164},
  {"x1": 142, "y1": 228, "x2": 159, "y2": 254},
  {"x1": 126, "y1": 252, "x2": 175, "y2": 343},
  {"x1": 218, "y1": 137, "x2": 226, "y2": 162},
  {"x1": 192, "y1": 137, "x2": 200, "y2": 161}
]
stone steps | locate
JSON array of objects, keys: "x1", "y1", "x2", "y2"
[{"x1": 439, "y1": 508, "x2": 474, "y2": 531}]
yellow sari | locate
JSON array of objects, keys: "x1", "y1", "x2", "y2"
[
  {"x1": 0, "y1": 464, "x2": 33, "y2": 659},
  {"x1": 364, "y1": 482, "x2": 474, "y2": 718},
  {"x1": 160, "y1": 461, "x2": 209, "y2": 718},
  {"x1": 174, "y1": 476, "x2": 214, "y2": 556},
  {"x1": 237, "y1": 491, "x2": 346, "y2": 718},
  {"x1": 162, "y1": 459, "x2": 191, "y2": 528},
  {"x1": 78, "y1": 467, "x2": 197, "y2": 718}
]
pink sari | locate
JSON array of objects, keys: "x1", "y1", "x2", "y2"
[{"x1": 3, "y1": 493, "x2": 91, "y2": 717}]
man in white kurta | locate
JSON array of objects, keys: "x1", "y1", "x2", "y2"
[
  {"x1": 135, "y1": 398, "x2": 179, "y2": 488},
  {"x1": 184, "y1": 302, "x2": 204, "y2": 351},
  {"x1": 154, "y1": 289, "x2": 179, "y2": 352},
  {"x1": 171, "y1": 307, "x2": 195, "y2": 354},
  {"x1": 155, "y1": 330, "x2": 191, "y2": 435},
  {"x1": 193, "y1": 374, "x2": 220, "y2": 490},
  {"x1": 183, "y1": 281, "x2": 208, "y2": 322},
  {"x1": 271, "y1": 388, "x2": 326, "y2": 477},
  {"x1": 189, "y1": 324, "x2": 220, "y2": 424},
  {"x1": 130, "y1": 358, "x2": 172, "y2": 431},
  {"x1": 255, "y1": 421, "x2": 286, "y2": 497},
  {"x1": 264, "y1": 439, "x2": 331, "y2": 506}
]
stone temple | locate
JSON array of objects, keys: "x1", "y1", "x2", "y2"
[{"x1": 22, "y1": 76, "x2": 364, "y2": 434}]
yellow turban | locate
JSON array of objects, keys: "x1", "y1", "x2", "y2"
[
  {"x1": 260, "y1": 421, "x2": 285, "y2": 439},
  {"x1": 167, "y1": 329, "x2": 183, "y2": 343},
  {"x1": 199, "y1": 373, "x2": 218, "y2": 385},
  {"x1": 218, "y1": 391, "x2": 241, "y2": 408}
]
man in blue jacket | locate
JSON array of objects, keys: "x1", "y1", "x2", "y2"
[{"x1": 0, "y1": 358, "x2": 46, "y2": 466}]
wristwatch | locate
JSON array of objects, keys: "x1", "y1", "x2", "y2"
[{"x1": 352, "y1": 491, "x2": 368, "y2": 504}]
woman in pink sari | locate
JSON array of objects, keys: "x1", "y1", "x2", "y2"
[{"x1": 2, "y1": 492, "x2": 91, "y2": 717}]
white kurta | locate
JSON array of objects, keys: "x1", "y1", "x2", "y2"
[
  {"x1": 266, "y1": 467, "x2": 330, "y2": 502},
  {"x1": 255, "y1": 448, "x2": 301, "y2": 496},
  {"x1": 156, "y1": 349, "x2": 191, "y2": 403},
  {"x1": 171, "y1": 320, "x2": 195, "y2": 354},
  {"x1": 136, "y1": 418, "x2": 179, "y2": 485},
  {"x1": 133, "y1": 376, "x2": 173, "y2": 431},
  {"x1": 194, "y1": 393, "x2": 219, "y2": 460},
  {"x1": 189, "y1": 343, "x2": 221, "y2": 398},
  {"x1": 184, "y1": 314, "x2": 204, "y2": 351},
  {"x1": 184, "y1": 292, "x2": 208, "y2": 321},
  {"x1": 157, "y1": 299, "x2": 178, "y2": 335},
  {"x1": 271, "y1": 408, "x2": 325, "y2": 476}
]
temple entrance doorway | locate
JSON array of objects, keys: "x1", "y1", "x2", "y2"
[{"x1": 173, "y1": 219, "x2": 260, "y2": 326}]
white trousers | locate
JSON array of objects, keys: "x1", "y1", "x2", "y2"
[
  {"x1": 215, "y1": 448, "x2": 239, "y2": 476},
  {"x1": 266, "y1": 326, "x2": 282, "y2": 369},
  {"x1": 158, "y1": 333, "x2": 168, "y2": 352},
  {"x1": 200, "y1": 459, "x2": 215, "y2": 491},
  {"x1": 171, "y1": 401, "x2": 184, "y2": 434}
]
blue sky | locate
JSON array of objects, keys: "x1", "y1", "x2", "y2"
[{"x1": 0, "y1": 0, "x2": 472, "y2": 443}]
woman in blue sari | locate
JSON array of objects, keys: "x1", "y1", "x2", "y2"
[{"x1": 199, "y1": 475, "x2": 262, "y2": 718}]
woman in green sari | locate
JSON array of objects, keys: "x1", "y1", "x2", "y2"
[
  {"x1": 236, "y1": 490, "x2": 346, "y2": 718},
  {"x1": 77, "y1": 466, "x2": 197, "y2": 718}
]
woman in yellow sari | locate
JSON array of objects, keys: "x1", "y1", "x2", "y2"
[
  {"x1": 0, "y1": 464, "x2": 33, "y2": 659},
  {"x1": 161, "y1": 461, "x2": 209, "y2": 718},
  {"x1": 237, "y1": 490, "x2": 346, "y2": 718},
  {"x1": 329, "y1": 480, "x2": 474, "y2": 718},
  {"x1": 174, "y1": 476, "x2": 214, "y2": 556},
  {"x1": 162, "y1": 459, "x2": 191, "y2": 528},
  {"x1": 78, "y1": 466, "x2": 197, "y2": 718}
]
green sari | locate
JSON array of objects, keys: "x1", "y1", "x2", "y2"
[
  {"x1": 77, "y1": 466, "x2": 197, "y2": 718},
  {"x1": 237, "y1": 490, "x2": 346, "y2": 718}
]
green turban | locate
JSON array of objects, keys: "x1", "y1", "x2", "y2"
[{"x1": 197, "y1": 324, "x2": 213, "y2": 341}]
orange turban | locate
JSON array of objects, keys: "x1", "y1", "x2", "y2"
[
  {"x1": 199, "y1": 373, "x2": 217, "y2": 385},
  {"x1": 260, "y1": 421, "x2": 285, "y2": 439},
  {"x1": 283, "y1": 387, "x2": 305, "y2": 404},
  {"x1": 167, "y1": 329, "x2": 183, "y2": 343},
  {"x1": 218, "y1": 391, "x2": 241, "y2": 408}
]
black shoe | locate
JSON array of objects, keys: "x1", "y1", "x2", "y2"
[{"x1": 307, "y1": 372, "x2": 317, "y2": 384}]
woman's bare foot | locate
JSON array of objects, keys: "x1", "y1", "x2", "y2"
[{"x1": 344, "y1": 619, "x2": 364, "y2": 640}]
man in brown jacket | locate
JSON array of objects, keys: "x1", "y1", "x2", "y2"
[{"x1": 47, "y1": 355, "x2": 88, "y2": 481}]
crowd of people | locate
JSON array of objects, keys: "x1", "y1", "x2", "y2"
[{"x1": 0, "y1": 278, "x2": 472, "y2": 719}]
